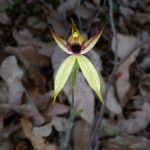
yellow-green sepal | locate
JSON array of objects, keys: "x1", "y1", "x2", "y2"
[
  {"x1": 77, "y1": 55, "x2": 103, "y2": 102},
  {"x1": 50, "y1": 28, "x2": 72, "y2": 54},
  {"x1": 54, "y1": 55, "x2": 77, "y2": 104}
]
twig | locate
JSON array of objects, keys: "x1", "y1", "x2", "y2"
[{"x1": 86, "y1": 0, "x2": 150, "y2": 149}]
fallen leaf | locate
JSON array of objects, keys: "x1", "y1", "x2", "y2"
[
  {"x1": 73, "y1": 119, "x2": 91, "y2": 150},
  {"x1": 133, "y1": 12, "x2": 150, "y2": 25},
  {"x1": 0, "y1": 12, "x2": 10, "y2": 25},
  {"x1": 140, "y1": 54, "x2": 150, "y2": 71},
  {"x1": 112, "y1": 34, "x2": 139, "y2": 106},
  {"x1": 87, "y1": 51, "x2": 122, "y2": 115},
  {"x1": 21, "y1": 117, "x2": 58, "y2": 150},
  {"x1": 112, "y1": 33, "x2": 137, "y2": 59},
  {"x1": 0, "y1": 114, "x2": 4, "y2": 132},
  {"x1": 116, "y1": 101, "x2": 150, "y2": 134},
  {"x1": 15, "y1": 140, "x2": 28, "y2": 150},
  {"x1": 32, "y1": 123, "x2": 52, "y2": 138},
  {"x1": 75, "y1": 5, "x2": 93, "y2": 20},
  {"x1": 92, "y1": 0, "x2": 100, "y2": 5},
  {"x1": 57, "y1": 0, "x2": 78, "y2": 15},
  {"x1": 27, "y1": 16, "x2": 47, "y2": 30},
  {"x1": 0, "y1": 56, "x2": 24, "y2": 105},
  {"x1": 44, "y1": 102, "x2": 69, "y2": 117},
  {"x1": 102, "y1": 135, "x2": 150, "y2": 150},
  {"x1": 0, "y1": 140, "x2": 14, "y2": 150},
  {"x1": 120, "y1": 5, "x2": 134, "y2": 19},
  {"x1": 139, "y1": 74, "x2": 150, "y2": 102},
  {"x1": 12, "y1": 29, "x2": 54, "y2": 57},
  {"x1": 0, "y1": 81, "x2": 8, "y2": 103},
  {"x1": 51, "y1": 116, "x2": 67, "y2": 132},
  {"x1": 6, "y1": 45, "x2": 50, "y2": 93}
]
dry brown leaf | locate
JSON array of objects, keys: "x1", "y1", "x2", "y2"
[
  {"x1": 6, "y1": 46, "x2": 50, "y2": 93},
  {"x1": 102, "y1": 135, "x2": 150, "y2": 150},
  {"x1": 27, "y1": 16, "x2": 47, "y2": 30},
  {"x1": 112, "y1": 33, "x2": 137, "y2": 59},
  {"x1": 32, "y1": 123, "x2": 52, "y2": 138},
  {"x1": 140, "y1": 55, "x2": 150, "y2": 71},
  {"x1": 45, "y1": 6, "x2": 67, "y2": 36},
  {"x1": 12, "y1": 29, "x2": 54, "y2": 57},
  {"x1": 116, "y1": 117, "x2": 148, "y2": 134},
  {"x1": 0, "y1": 140, "x2": 14, "y2": 150},
  {"x1": 120, "y1": 5, "x2": 134, "y2": 19},
  {"x1": 13, "y1": 29, "x2": 33, "y2": 45},
  {"x1": 0, "y1": 56, "x2": 24, "y2": 105},
  {"x1": 0, "y1": 12, "x2": 10, "y2": 25},
  {"x1": 133, "y1": 12, "x2": 150, "y2": 25},
  {"x1": 21, "y1": 117, "x2": 58, "y2": 150},
  {"x1": 15, "y1": 141, "x2": 28, "y2": 150},
  {"x1": 51, "y1": 47, "x2": 67, "y2": 73},
  {"x1": 87, "y1": 51, "x2": 122, "y2": 115},
  {"x1": 139, "y1": 74, "x2": 150, "y2": 102},
  {"x1": 51, "y1": 116, "x2": 67, "y2": 132},
  {"x1": 44, "y1": 102, "x2": 69, "y2": 117},
  {"x1": 0, "y1": 81, "x2": 8, "y2": 103},
  {"x1": 92, "y1": 0, "x2": 100, "y2": 5},
  {"x1": 75, "y1": 5, "x2": 93, "y2": 19},
  {"x1": 116, "y1": 101, "x2": 150, "y2": 134},
  {"x1": 0, "y1": 114, "x2": 4, "y2": 132},
  {"x1": 57, "y1": 0, "x2": 78, "y2": 15},
  {"x1": 105, "y1": 85, "x2": 122, "y2": 114},
  {"x1": 73, "y1": 119, "x2": 91, "y2": 150},
  {"x1": 112, "y1": 34, "x2": 139, "y2": 106}
]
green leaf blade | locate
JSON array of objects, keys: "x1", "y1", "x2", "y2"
[
  {"x1": 54, "y1": 55, "x2": 77, "y2": 103},
  {"x1": 77, "y1": 55, "x2": 103, "y2": 102}
]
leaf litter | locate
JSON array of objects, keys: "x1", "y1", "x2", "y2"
[{"x1": 0, "y1": 0, "x2": 150, "y2": 149}]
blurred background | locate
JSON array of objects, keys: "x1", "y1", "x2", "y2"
[{"x1": 0, "y1": 0, "x2": 150, "y2": 150}]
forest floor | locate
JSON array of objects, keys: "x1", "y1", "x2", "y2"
[{"x1": 0, "y1": 0, "x2": 150, "y2": 150}]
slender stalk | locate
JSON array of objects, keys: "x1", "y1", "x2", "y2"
[{"x1": 60, "y1": 61, "x2": 79, "y2": 150}]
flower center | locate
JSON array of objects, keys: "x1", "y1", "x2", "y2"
[{"x1": 71, "y1": 44, "x2": 81, "y2": 54}]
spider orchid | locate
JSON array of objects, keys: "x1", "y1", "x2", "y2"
[{"x1": 51, "y1": 20, "x2": 104, "y2": 103}]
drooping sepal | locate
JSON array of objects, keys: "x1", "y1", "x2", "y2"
[
  {"x1": 77, "y1": 55, "x2": 103, "y2": 102},
  {"x1": 81, "y1": 27, "x2": 104, "y2": 54},
  {"x1": 54, "y1": 55, "x2": 77, "y2": 103}
]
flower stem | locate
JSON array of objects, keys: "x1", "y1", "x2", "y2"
[{"x1": 60, "y1": 60, "x2": 79, "y2": 150}]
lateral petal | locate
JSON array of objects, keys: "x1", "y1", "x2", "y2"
[
  {"x1": 77, "y1": 55, "x2": 103, "y2": 102},
  {"x1": 81, "y1": 28, "x2": 104, "y2": 54},
  {"x1": 54, "y1": 55, "x2": 77, "y2": 103},
  {"x1": 50, "y1": 28, "x2": 72, "y2": 54}
]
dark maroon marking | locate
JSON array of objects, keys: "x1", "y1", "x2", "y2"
[{"x1": 71, "y1": 44, "x2": 81, "y2": 54}]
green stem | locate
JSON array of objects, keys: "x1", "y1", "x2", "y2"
[{"x1": 60, "y1": 60, "x2": 79, "y2": 150}]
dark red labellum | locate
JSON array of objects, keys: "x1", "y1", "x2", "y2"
[{"x1": 71, "y1": 44, "x2": 81, "y2": 54}]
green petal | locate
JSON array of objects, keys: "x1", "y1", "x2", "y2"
[
  {"x1": 50, "y1": 28, "x2": 72, "y2": 54},
  {"x1": 54, "y1": 55, "x2": 77, "y2": 103},
  {"x1": 77, "y1": 55, "x2": 103, "y2": 102},
  {"x1": 81, "y1": 27, "x2": 104, "y2": 54}
]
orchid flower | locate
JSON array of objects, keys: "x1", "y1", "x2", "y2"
[{"x1": 51, "y1": 20, "x2": 104, "y2": 103}]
